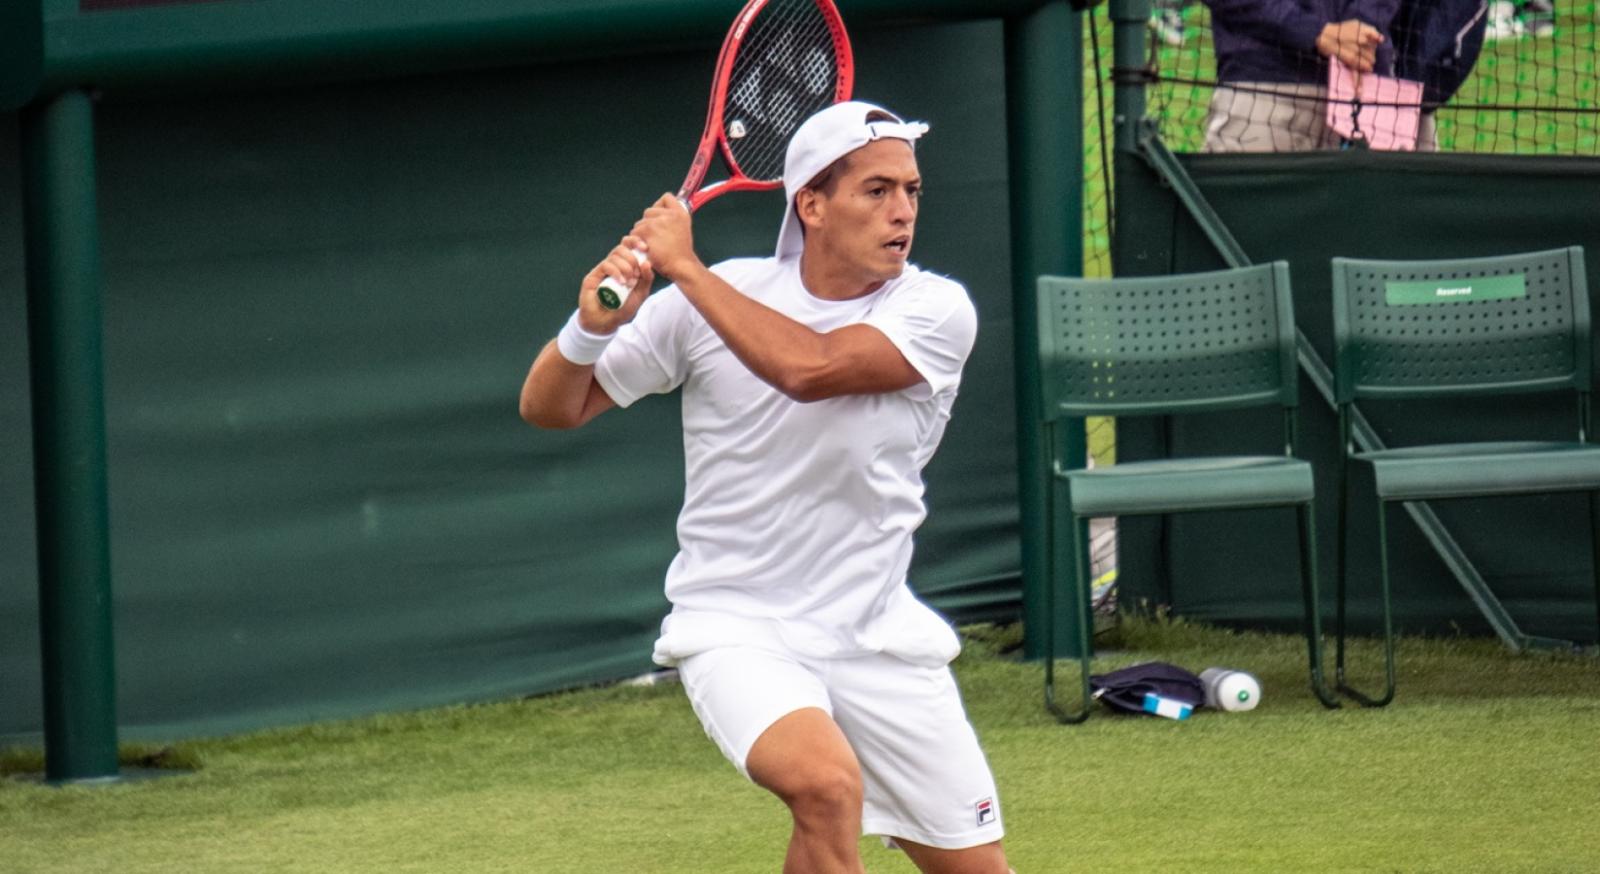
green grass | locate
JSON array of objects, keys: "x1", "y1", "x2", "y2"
[{"x1": 5, "y1": 619, "x2": 1597, "y2": 873}]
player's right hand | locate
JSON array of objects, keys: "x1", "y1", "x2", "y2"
[{"x1": 578, "y1": 235, "x2": 654, "y2": 333}]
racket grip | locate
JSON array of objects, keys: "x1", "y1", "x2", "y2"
[{"x1": 597, "y1": 249, "x2": 649, "y2": 310}]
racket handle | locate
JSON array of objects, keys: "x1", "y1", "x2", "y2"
[{"x1": 597, "y1": 249, "x2": 649, "y2": 310}]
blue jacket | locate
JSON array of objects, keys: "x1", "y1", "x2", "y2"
[
  {"x1": 1202, "y1": 0, "x2": 1400, "y2": 85},
  {"x1": 1393, "y1": 0, "x2": 1488, "y2": 106}
]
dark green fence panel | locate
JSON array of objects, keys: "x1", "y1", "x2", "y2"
[
  {"x1": 1115, "y1": 150, "x2": 1600, "y2": 644},
  {"x1": 5, "y1": 0, "x2": 1050, "y2": 109},
  {"x1": 0, "y1": 20, "x2": 1022, "y2": 743}
]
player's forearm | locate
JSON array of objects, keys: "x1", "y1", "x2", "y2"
[
  {"x1": 671, "y1": 262, "x2": 835, "y2": 401},
  {"x1": 520, "y1": 340, "x2": 602, "y2": 429}
]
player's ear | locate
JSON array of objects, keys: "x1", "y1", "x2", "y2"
[{"x1": 795, "y1": 187, "x2": 825, "y2": 233}]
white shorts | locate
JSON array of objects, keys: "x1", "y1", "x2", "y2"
[{"x1": 677, "y1": 645, "x2": 1005, "y2": 850}]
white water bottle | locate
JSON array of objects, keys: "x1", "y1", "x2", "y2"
[{"x1": 1200, "y1": 668, "x2": 1261, "y2": 712}]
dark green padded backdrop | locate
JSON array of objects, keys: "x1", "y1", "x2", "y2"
[
  {"x1": 1, "y1": 21, "x2": 1023, "y2": 743},
  {"x1": 1114, "y1": 149, "x2": 1600, "y2": 644}
]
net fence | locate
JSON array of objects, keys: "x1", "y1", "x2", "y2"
[{"x1": 1139, "y1": 0, "x2": 1598, "y2": 153}]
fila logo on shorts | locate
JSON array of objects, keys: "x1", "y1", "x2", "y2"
[{"x1": 975, "y1": 797, "x2": 996, "y2": 826}]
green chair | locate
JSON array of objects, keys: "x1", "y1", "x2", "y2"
[
  {"x1": 1331, "y1": 246, "x2": 1600, "y2": 707},
  {"x1": 1037, "y1": 263, "x2": 1340, "y2": 723}
]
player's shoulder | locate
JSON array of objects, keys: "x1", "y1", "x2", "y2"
[
  {"x1": 893, "y1": 264, "x2": 969, "y2": 296},
  {"x1": 634, "y1": 257, "x2": 780, "y2": 328},
  {"x1": 708, "y1": 256, "x2": 783, "y2": 285},
  {"x1": 628, "y1": 281, "x2": 695, "y2": 334},
  {"x1": 885, "y1": 264, "x2": 976, "y2": 316}
]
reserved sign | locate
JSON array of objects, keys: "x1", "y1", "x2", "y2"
[{"x1": 1385, "y1": 274, "x2": 1527, "y2": 305}]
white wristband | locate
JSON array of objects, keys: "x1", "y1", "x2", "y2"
[{"x1": 555, "y1": 310, "x2": 615, "y2": 366}]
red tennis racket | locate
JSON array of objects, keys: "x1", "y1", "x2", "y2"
[{"x1": 597, "y1": 0, "x2": 854, "y2": 309}]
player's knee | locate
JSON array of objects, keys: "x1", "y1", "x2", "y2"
[{"x1": 779, "y1": 763, "x2": 863, "y2": 822}]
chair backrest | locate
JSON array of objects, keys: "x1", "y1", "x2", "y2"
[
  {"x1": 1036, "y1": 262, "x2": 1298, "y2": 421},
  {"x1": 1331, "y1": 247, "x2": 1590, "y2": 404}
]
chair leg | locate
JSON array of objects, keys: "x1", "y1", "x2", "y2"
[
  {"x1": 1590, "y1": 491, "x2": 1600, "y2": 650},
  {"x1": 1074, "y1": 515, "x2": 1095, "y2": 710},
  {"x1": 1042, "y1": 502, "x2": 1062, "y2": 719},
  {"x1": 1335, "y1": 461, "x2": 1351, "y2": 691},
  {"x1": 1338, "y1": 498, "x2": 1397, "y2": 707},
  {"x1": 1295, "y1": 503, "x2": 1339, "y2": 709},
  {"x1": 1044, "y1": 510, "x2": 1092, "y2": 725}
]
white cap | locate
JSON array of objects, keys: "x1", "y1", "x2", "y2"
[{"x1": 775, "y1": 101, "x2": 930, "y2": 260}]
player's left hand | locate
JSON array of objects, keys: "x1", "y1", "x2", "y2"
[
  {"x1": 633, "y1": 194, "x2": 700, "y2": 282},
  {"x1": 577, "y1": 234, "x2": 654, "y2": 333}
]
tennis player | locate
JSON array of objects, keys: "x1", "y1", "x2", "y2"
[{"x1": 520, "y1": 101, "x2": 1011, "y2": 874}]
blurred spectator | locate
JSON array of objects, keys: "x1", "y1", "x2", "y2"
[
  {"x1": 1487, "y1": 0, "x2": 1554, "y2": 39},
  {"x1": 1149, "y1": 0, "x2": 1192, "y2": 46},
  {"x1": 1394, "y1": 0, "x2": 1491, "y2": 149},
  {"x1": 1200, "y1": 0, "x2": 1400, "y2": 151}
]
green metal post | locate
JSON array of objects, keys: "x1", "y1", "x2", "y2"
[
  {"x1": 1108, "y1": 0, "x2": 1150, "y2": 155},
  {"x1": 22, "y1": 88, "x2": 119, "y2": 783},
  {"x1": 1006, "y1": 1, "x2": 1084, "y2": 660}
]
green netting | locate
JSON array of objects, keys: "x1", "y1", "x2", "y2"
[{"x1": 1144, "y1": 0, "x2": 1600, "y2": 154}]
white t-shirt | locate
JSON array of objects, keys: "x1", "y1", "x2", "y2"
[{"x1": 594, "y1": 256, "x2": 978, "y2": 668}]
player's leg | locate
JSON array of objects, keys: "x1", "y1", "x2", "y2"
[
  {"x1": 825, "y1": 653, "x2": 1010, "y2": 874},
  {"x1": 746, "y1": 707, "x2": 868, "y2": 874},
  {"x1": 676, "y1": 646, "x2": 865, "y2": 874}
]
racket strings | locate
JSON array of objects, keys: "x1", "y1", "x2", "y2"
[{"x1": 724, "y1": 0, "x2": 843, "y2": 182}]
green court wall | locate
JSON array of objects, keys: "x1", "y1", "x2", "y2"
[{"x1": 0, "y1": 21, "x2": 1025, "y2": 743}]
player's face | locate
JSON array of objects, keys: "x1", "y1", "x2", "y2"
[{"x1": 805, "y1": 139, "x2": 921, "y2": 288}]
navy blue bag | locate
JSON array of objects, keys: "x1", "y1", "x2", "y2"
[{"x1": 1088, "y1": 662, "x2": 1205, "y2": 716}]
